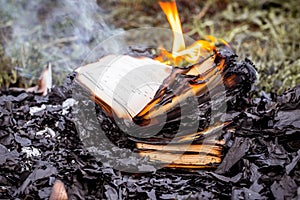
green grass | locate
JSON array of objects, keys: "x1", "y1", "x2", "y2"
[{"x1": 0, "y1": 0, "x2": 299, "y2": 93}]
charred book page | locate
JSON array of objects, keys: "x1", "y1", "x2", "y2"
[{"x1": 75, "y1": 55, "x2": 172, "y2": 120}]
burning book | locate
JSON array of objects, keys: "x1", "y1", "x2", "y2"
[{"x1": 74, "y1": 1, "x2": 257, "y2": 169}]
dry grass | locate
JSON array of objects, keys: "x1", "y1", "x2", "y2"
[
  {"x1": 103, "y1": 0, "x2": 300, "y2": 94},
  {"x1": 0, "y1": 0, "x2": 299, "y2": 93}
]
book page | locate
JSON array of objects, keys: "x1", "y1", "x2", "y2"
[{"x1": 75, "y1": 55, "x2": 172, "y2": 119}]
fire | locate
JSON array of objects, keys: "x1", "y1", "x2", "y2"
[
  {"x1": 158, "y1": 1, "x2": 185, "y2": 54},
  {"x1": 156, "y1": 1, "x2": 229, "y2": 66}
]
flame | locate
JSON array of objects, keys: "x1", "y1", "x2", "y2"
[
  {"x1": 134, "y1": 1, "x2": 232, "y2": 168},
  {"x1": 156, "y1": 1, "x2": 229, "y2": 66},
  {"x1": 159, "y1": 1, "x2": 185, "y2": 54}
]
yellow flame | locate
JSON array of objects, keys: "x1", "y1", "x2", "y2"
[
  {"x1": 157, "y1": 1, "x2": 229, "y2": 66},
  {"x1": 159, "y1": 1, "x2": 185, "y2": 54}
]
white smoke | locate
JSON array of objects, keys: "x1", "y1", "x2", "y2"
[{"x1": 0, "y1": 0, "x2": 123, "y2": 83}]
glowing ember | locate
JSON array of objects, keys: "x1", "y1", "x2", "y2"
[{"x1": 156, "y1": 1, "x2": 229, "y2": 66}]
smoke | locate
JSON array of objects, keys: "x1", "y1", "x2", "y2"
[{"x1": 0, "y1": 0, "x2": 123, "y2": 84}]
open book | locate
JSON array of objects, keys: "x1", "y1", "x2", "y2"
[
  {"x1": 75, "y1": 54, "x2": 218, "y2": 122},
  {"x1": 75, "y1": 55, "x2": 173, "y2": 119},
  {"x1": 75, "y1": 54, "x2": 226, "y2": 168}
]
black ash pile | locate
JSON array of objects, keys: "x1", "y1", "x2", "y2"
[{"x1": 0, "y1": 51, "x2": 299, "y2": 199}]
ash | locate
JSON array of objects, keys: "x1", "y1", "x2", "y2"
[{"x1": 0, "y1": 71, "x2": 299, "y2": 199}]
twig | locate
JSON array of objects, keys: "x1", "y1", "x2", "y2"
[{"x1": 196, "y1": 0, "x2": 213, "y2": 20}]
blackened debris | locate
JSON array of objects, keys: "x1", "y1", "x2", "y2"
[
  {"x1": 216, "y1": 137, "x2": 251, "y2": 174},
  {"x1": 0, "y1": 69, "x2": 299, "y2": 199}
]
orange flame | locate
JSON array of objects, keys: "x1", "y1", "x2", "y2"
[
  {"x1": 158, "y1": 1, "x2": 185, "y2": 54},
  {"x1": 156, "y1": 1, "x2": 229, "y2": 66}
]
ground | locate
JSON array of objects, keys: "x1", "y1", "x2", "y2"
[
  {"x1": 0, "y1": 0, "x2": 299, "y2": 93},
  {"x1": 0, "y1": 1, "x2": 299, "y2": 199}
]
